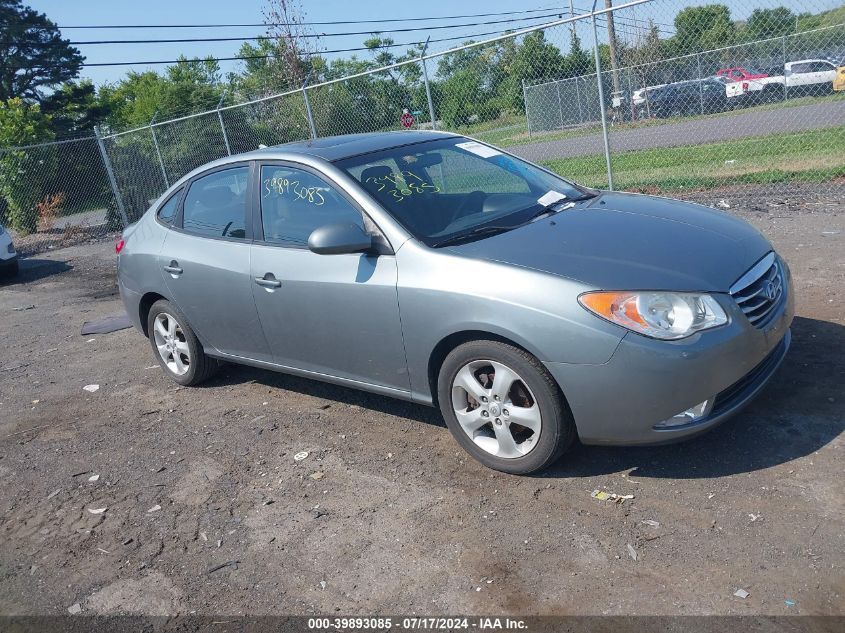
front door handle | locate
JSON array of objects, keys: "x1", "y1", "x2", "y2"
[
  {"x1": 163, "y1": 261, "x2": 183, "y2": 275},
  {"x1": 255, "y1": 274, "x2": 282, "y2": 289}
]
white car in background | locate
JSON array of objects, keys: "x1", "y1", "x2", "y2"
[
  {"x1": 0, "y1": 224, "x2": 19, "y2": 277},
  {"x1": 711, "y1": 75, "x2": 756, "y2": 103},
  {"x1": 740, "y1": 60, "x2": 838, "y2": 99},
  {"x1": 632, "y1": 83, "x2": 667, "y2": 107},
  {"x1": 783, "y1": 59, "x2": 838, "y2": 93}
]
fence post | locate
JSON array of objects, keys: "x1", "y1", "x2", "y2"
[
  {"x1": 781, "y1": 36, "x2": 788, "y2": 101},
  {"x1": 522, "y1": 79, "x2": 532, "y2": 137},
  {"x1": 95, "y1": 126, "x2": 130, "y2": 228},
  {"x1": 302, "y1": 74, "x2": 318, "y2": 140},
  {"x1": 149, "y1": 112, "x2": 169, "y2": 188},
  {"x1": 591, "y1": 5, "x2": 614, "y2": 191},
  {"x1": 697, "y1": 53, "x2": 705, "y2": 115},
  {"x1": 217, "y1": 95, "x2": 232, "y2": 155},
  {"x1": 575, "y1": 77, "x2": 584, "y2": 124},
  {"x1": 421, "y1": 37, "x2": 437, "y2": 131},
  {"x1": 556, "y1": 81, "x2": 565, "y2": 130}
]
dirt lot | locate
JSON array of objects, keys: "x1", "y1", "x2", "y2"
[{"x1": 0, "y1": 185, "x2": 843, "y2": 619}]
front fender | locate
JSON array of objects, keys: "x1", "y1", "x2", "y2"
[{"x1": 395, "y1": 242, "x2": 625, "y2": 402}]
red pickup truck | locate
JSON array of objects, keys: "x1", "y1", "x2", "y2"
[{"x1": 715, "y1": 67, "x2": 770, "y2": 82}]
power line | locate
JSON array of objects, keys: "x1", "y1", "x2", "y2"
[
  {"x1": 55, "y1": 7, "x2": 566, "y2": 29},
  {"x1": 66, "y1": 17, "x2": 677, "y2": 68},
  {"x1": 76, "y1": 19, "x2": 563, "y2": 67},
  {"x1": 23, "y1": 10, "x2": 674, "y2": 49},
  {"x1": 36, "y1": 11, "x2": 571, "y2": 46}
]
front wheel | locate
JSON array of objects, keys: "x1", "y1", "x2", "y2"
[
  {"x1": 437, "y1": 340, "x2": 575, "y2": 474},
  {"x1": 147, "y1": 299, "x2": 218, "y2": 386}
]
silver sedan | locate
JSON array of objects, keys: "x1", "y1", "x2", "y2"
[{"x1": 117, "y1": 131, "x2": 793, "y2": 474}]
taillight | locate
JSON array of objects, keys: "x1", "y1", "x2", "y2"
[{"x1": 115, "y1": 239, "x2": 125, "y2": 254}]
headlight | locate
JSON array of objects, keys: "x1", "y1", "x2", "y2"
[{"x1": 579, "y1": 291, "x2": 728, "y2": 340}]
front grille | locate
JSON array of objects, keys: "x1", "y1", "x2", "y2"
[{"x1": 729, "y1": 253, "x2": 785, "y2": 329}]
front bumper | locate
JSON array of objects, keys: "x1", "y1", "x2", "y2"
[{"x1": 544, "y1": 274, "x2": 794, "y2": 445}]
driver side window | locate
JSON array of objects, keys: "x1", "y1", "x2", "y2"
[{"x1": 182, "y1": 167, "x2": 249, "y2": 239}]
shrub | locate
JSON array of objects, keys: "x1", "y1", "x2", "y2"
[{"x1": 36, "y1": 192, "x2": 66, "y2": 231}]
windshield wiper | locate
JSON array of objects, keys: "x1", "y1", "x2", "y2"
[
  {"x1": 433, "y1": 224, "x2": 517, "y2": 247},
  {"x1": 433, "y1": 192, "x2": 598, "y2": 248}
]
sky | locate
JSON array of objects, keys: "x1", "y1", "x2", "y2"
[{"x1": 26, "y1": 0, "x2": 845, "y2": 87}]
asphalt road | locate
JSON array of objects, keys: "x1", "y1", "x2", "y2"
[
  {"x1": 53, "y1": 208, "x2": 107, "y2": 230},
  {"x1": 510, "y1": 100, "x2": 845, "y2": 163}
]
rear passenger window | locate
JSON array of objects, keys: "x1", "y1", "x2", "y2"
[
  {"x1": 156, "y1": 190, "x2": 181, "y2": 225},
  {"x1": 183, "y1": 167, "x2": 249, "y2": 239}
]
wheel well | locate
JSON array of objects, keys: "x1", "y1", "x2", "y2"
[
  {"x1": 427, "y1": 330, "x2": 543, "y2": 407},
  {"x1": 138, "y1": 292, "x2": 166, "y2": 337}
]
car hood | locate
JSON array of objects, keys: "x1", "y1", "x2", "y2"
[{"x1": 446, "y1": 192, "x2": 772, "y2": 292}]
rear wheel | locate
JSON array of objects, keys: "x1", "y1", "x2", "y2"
[
  {"x1": 437, "y1": 340, "x2": 575, "y2": 474},
  {"x1": 147, "y1": 299, "x2": 218, "y2": 386}
]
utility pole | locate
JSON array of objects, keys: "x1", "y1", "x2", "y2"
[
  {"x1": 605, "y1": 0, "x2": 622, "y2": 98},
  {"x1": 569, "y1": 0, "x2": 576, "y2": 37}
]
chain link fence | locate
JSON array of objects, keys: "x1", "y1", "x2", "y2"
[
  {"x1": 0, "y1": 136, "x2": 119, "y2": 254},
  {"x1": 2, "y1": 0, "x2": 843, "y2": 255}
]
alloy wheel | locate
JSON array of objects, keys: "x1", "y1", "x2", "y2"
[
  {"x1": 153, "y1": 312, "x2": 191, "y2": 376},
  {"x1": 450, "y1": 359, "x2": 541, "y2": 458}
]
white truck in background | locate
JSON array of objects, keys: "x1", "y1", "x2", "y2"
[{"x1": 730, "y1": 59, "x2": 838, "y2": 100}]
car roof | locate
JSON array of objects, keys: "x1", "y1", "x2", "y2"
[
  {"x1": 240, "y1": 130, "x2": 459, "y2": 162},
  {"x1": 785, "y1": 59, "x2": 831, "y2": 66},
  {"x1": 166, "y1": 130, "x2": 462, "y2": 194}
]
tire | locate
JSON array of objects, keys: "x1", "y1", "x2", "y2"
[
  {"x1": 437, "y1": 340, "x2": 575, "y2": 474},
  {"x1": 147, "y1": 299, "x2": 218, "y2": 386}
]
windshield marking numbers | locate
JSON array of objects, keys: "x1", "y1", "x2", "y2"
[
  {"x1": 263, "y1": 177, "x2": 325, "y2": 206},
  {"x1": 365, "y1": 170, "x2": 440, "y2": 202}
]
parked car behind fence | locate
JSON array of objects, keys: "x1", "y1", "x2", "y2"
[{"x1": 644, "y1": 79, "x2": 731, "y2": 119}]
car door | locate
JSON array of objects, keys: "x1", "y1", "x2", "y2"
[
  {"x1": 787, "y1": 62, "x2": 812, "y2": 88},
  {"x1": 160, "y1": 162, "x2": 271, "y2": 361},
  {"x1": 249, "y1": 161, "x2": 410, "y2": 393},
  {"x1": 811, "y1": 61, "x2": 837, "y2": 86}
]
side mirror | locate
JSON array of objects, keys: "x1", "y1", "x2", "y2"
[{"x1": 308, "y1": 223, "x2": 373, "y2": 255}]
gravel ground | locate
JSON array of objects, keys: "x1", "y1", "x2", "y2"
[{"x1": 0, "y1": 185, "x2": 843, "y2": 618}]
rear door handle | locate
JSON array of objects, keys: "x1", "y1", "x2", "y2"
[
  {"x1": 255, "y1": 274, "x2": 282, "y2": 289},
  {"x1": 163, "y1": 261, "x2": 183, "y2": 275}
]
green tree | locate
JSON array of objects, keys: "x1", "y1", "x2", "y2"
[
  {"x1": 744, "y1": 7, "x2": 797, "y2": 41},
  {"x1": 437, "y1": 42, "x2": 503, "y2": 124},
  {"x1": 566, "y1": 30, "x2": 594, "y2": 77},
  {"x1": 673, "y1": 4, "x2": 736, "y2": 53},
  {"x1": 101, "y1": 57, "x2": 226, "y2": 130},
  {"x1": 498, "y1": 31, "x2": 568, "y2": 113},
  {"x1": 0, "y1": 0, "x2": 83, "y2": 103},
  {"x1": 0, "y1": 98, "x2": 56, "y2": 233},
  {"x1": 41, "y1": 80, "x2": 111, "y2": 137}
]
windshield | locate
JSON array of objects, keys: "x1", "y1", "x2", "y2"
[{"x1": 335, "y1": 137, "x2": 589, "y2": 247}]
